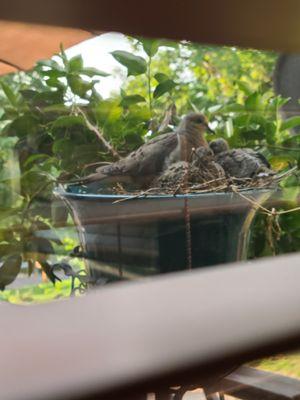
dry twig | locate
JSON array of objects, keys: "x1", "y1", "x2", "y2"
[{"x1": 78, "y1": 108, "x2": 121, "y2": 160}]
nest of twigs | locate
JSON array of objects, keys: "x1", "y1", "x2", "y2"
[{"x1": 102, "y1": 166, "x2": 296, "y2": 198}]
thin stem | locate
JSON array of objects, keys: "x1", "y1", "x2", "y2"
[
  {"x1": 147, "y1": 56, "x2": 152, "y2": 115},
  {"x1": 266, "y1": 144, "x2": 300, "y2": 152},
  {"x1": 78, "y1": 108, "x2": 121, "y2": 160}
]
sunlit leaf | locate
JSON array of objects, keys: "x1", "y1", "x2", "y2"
[
  {"x1": 280, "y1": 116, "x2": 300, "y2": 131},
  {"x1": 140, "y1": 39, "x2": 160, "y2": 57},
  {"x1": 68, "y1": 55, "x2": 84, "y2": 72},
  {"x1": 236, "y1": 81, "x2": 252, "y2": 95},
  {"x1": 111, "y1": 50, "x2": 147, "y2": 76},
  {"x1": 269, "y1": 155, "x2": 295, "y2": 170},
  {"x1": 80, "y1": 67, "x2": 110, "y2": 77}
]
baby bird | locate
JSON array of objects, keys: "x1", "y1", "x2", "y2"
[
  {"x1": 156, "y1": 147, "x2": 225, "y2": 191},
  {"x1": 209, "y1": 138, "x2": 274, "y2": 179},
  {"x1": 192, "y1": 147, "x2": 225, "y2": 181},
  {"x1": 78, "y1": 112, "x2": 215, "y2": 189}
]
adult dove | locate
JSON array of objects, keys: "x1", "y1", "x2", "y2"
[
  {"x1": 79, "y1": 112, "x2": 214, "y2": 188},
  {"x1": 209, "y1": 138, "x2": 274, "y2": 179}
]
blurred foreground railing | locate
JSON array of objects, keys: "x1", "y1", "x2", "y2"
[{"x1": 1, "y1": 253, "x2": 300, "y2": 399}]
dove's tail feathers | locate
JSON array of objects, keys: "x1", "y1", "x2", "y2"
[
  {"x1": 66, "y1": 171, "x2": 111, "y2": 186},
  {"x1": 79, "y1": 171, "x2": 109, "y2": 184}
]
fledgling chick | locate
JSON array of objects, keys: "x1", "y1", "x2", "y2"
[
  {"x1": 191, "y1": 146, "x2": 225, "y2": 180},
  {"x1": 155, "y1": 146, "x2": 225, "y2": 191},
  {"x1": 209, "y1": 138, "x2": 274, "y2": 179},
  {"x1": 76, "y1": 112, "x2": 215, "y2": 189}
]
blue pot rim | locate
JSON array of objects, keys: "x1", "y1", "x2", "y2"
[{"x1": 54, "y1": 185, "x2": 275, "y2": 201}]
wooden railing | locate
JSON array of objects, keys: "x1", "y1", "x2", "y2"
[{"x1": 1, "y1": 253, "x2": 300, "y2": 399}]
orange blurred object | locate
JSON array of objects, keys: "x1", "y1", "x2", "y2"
[{"x1": 0, "y1": 20, "x2": 93, "y2": 75}]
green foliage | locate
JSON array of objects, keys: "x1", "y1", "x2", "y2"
[
  {"x1": 111, "y1": 51, "x2": 147, "y2": 76},
  {"x1": 0, "y1": 35, "x2": 299, "y2": 295},
  {"x1": 153, "y1": 79, "x2": 177, "y2": 99},
  {"x1": 0, "y1": 279, "x2": 72, "y2": 304}
]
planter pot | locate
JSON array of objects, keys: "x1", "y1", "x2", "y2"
[{"x1": 55, "y1": 186, "x2": 273, "y2": 283}]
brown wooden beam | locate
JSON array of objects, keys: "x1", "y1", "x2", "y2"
[{"x1": 1, "y1": 0, "x2": 300, "y2": 52}]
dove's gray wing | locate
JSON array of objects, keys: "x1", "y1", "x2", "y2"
[{"x1": 86, "y1": 132, "x2": 178, "y2": 186}]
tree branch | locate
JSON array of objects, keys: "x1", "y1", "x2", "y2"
[{"x1": 78, "y1": 108, "x2": 121, "y2": 160}]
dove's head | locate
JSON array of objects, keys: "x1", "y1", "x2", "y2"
[
  {"x1": 209, "y1": 138, "x2": 229, "y2": 155},
  {"x1": 181, "y1": 112, "x2": 215, "y2": 135}
]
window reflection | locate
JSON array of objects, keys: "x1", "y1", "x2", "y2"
[{"x1": 0, "y1": 33, "x2": 299, "y2": 301}]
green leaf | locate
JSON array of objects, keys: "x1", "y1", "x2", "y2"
[
  {"x1": 237, "y1": 81, "x2": 252, "y2": 95},
  {"x1": 52, "y1": 138, "x2": 72, "y2": 156},
  {"x1": 43, "y1": 104, "x2": 70, "y2": 114},
  {"x1": 154, "y1": 73, "x2": 169, "y2": 83},
  {"x1": 7, "y1": 115, "x2": 38, "y2": 137},
  {"x1": 68, "y1": 55, "x2": 84, "y2": 72},
  {"x1": 159, "y1": 39, "x2": 178, "y2": 49},
  {"x1": 111, "y1": 51, "x2": 147, "y2": 76},
  {"x1": 94, "y1": 99, "x2": 123, "y2": 124},
  {"x1": 153, "y1": 79, "x2": 177, "y2": 99},
  {"x1": 280, "y1": 116, "x2": 300, "y2": 131},
  {"x1": 245, "y1": 92, "x2": 260, "y2": 110},
  {"x1": 20, "y1": 89, "x2": 38, "y2": 102},
  {"x1": 23, "y1": 154, "x2": 50, "y2": 168},
  {"x1": 39, "y1": 69, "x2": 65, "y2": 79},
  {"x1": 59, "y1": 43, "x2": 68, "y2": 65},
  {"x1": 35, "y1": 89, "x2": 65, "y2": 105},
  {"x1": 221, "y1": 103, "x2": 244, "y2": 113},
  {"x1": 45, "y1": 77, "x2": 65, "y2": 89},
  {"x1": 0, "y1": 81, "x2": 19, "y2": 107},
  {"x1": 140, "y1": 39, "x2": 160, "y2": 57},
  {"x1": 67, "y1": 75, "x2": 93, "y2": 97},
  {"x1": 80, "y1": 67, "x2": 110, "y2": 77},
  {"x1": 52, "y1": 115, "x2": 85, "y2": 129},
  {"x1": 36, "y1": 59, "x2": 63, "y2": 72},
  {"x1": 120, "y1": 95, "x2": 146, "y2": 107}
]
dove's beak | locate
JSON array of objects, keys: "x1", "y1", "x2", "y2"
[{"x1": 206, "y1": 124, "x2": 215, "y2": 134}]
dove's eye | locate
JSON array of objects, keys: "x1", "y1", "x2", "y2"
[{"x1": 196, "y1": 117, "x2": 204, "y2": 124}]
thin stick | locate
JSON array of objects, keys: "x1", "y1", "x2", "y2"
[
  {"x1": 78, "y1": 108, "x2": 121, "y2": 160},
  {"x1": 231, "y1": 185, "x2": 271, "y2": 214},
  {"x1": 190, "y1": 176, "x2": 227, "y2": 189},
  {"x1": 112, "y1": 187, "x2": 160, "y2": 204},
  {"x1": 277, "y1": 206, "x2": 300, "y2": 215}
]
